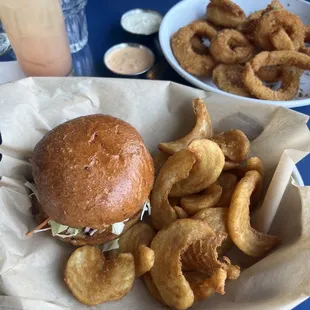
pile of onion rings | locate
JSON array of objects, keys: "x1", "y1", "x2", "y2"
[{"x1": 170, "y1": 0, "x2": 310, "y2": 101}]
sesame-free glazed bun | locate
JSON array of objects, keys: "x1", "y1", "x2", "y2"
[{"x1": 32, "y1": 114, "x2": 154, "y2": 229}]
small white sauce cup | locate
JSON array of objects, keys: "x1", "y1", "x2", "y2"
[
  {"x1": 103, "y1": 42, "x2": 155, "y2": 76},
  {"x1": 121, "y1": 9, "x2": 163, "y2": 36}
]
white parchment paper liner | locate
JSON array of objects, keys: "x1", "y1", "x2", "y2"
[{"x1": 0, "y1": 77, "x2": 310, "y2": 310}]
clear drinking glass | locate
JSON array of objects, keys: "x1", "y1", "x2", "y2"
[
  {"x1": 72, "y1": 44, "x2": 96, "y2": 76},
  {"x1": 0, "y1": 20, "x2": 10, "y2": 56},
  {"x1": 61, "y1": 0, "x2": 88, "y2": 53}
]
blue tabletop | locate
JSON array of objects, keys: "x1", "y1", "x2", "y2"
[
  {"x1": 85, "y1": 0, "x2": 310, "y2": 309},
  {"x1": 0, "y1": 1, "x2": 308, "y2": 308}
]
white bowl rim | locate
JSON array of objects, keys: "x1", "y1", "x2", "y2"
[{"x1": 293, "y1": 165, "x2": 304, "y2": 186}]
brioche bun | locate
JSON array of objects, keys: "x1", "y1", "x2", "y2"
[{"x1": 32, "y1": 114, "x2": 154, "y2": 230}]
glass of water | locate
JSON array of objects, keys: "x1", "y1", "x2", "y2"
[
  {"x1": 0, "y1": 20, "x2": 11, "y2": 56},
  {"x1": 62, "y1": 0, "x2": 88, "y2": 53}
]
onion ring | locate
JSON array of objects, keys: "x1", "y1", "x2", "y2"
[
  {"x1": 237, "y1": 0, "x2": 283, "y2": 43},
  {"x1": 228, "y1": 170, "x2": 280, "y2": 257},
  {"x1": 305, "y1": 25, "x2": 310, "y2": 43},
  {"x1": 191, "y1": 36, "x2": 209, "y2": 55},
  {"x1": 243, "y1": 51, "x2": 308, "y2": 101},
  {"x1": 210, "y1": 29, "x2": 254, "y2": 64},
  {"x1": 299, "y1": 46, "x2": 310, "y2": 57},
  {"x1": 158, "y1": 98, "x2": 213, "y2": 155},
  {"x1": 190, "y1": 19, "x2": 218, "y2": 40},
  {"x1": 256, "y1": 65, "x2": 282, "y2": 83},
  {"x1": 171, "y1": 20, "x2": 217, "y2": 76},
  {"x1": 261, "y1": 0, "x2": 284, "y2": 15},
  {"x1": 255, "y1": 9, "x2": 305, "y2": 51},
  {"x1": 206, "y1": 0, "x2": 246, "y2": 28},
  {"x1": 270, "y1": 28, "x2": 295, "y2": 51},
  {"x1": 237, "y1": 10, "x2": 263, "y2": 43},
  {"x1": 212, "y1": 64, "x2": 251, "y2": 97}
]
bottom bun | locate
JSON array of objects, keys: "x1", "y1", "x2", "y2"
[{"x1": 31, "y1": 196, "x2": 141, "y2": 246}]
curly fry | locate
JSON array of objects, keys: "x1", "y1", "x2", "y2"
[
  {"x1": 212, "y1": 129, "x2": 250, "y2": 163},
  {"x1": 158, "y1": 98, "x2": 212, "y2": 155},
  {"x1": 185, "y1": 269, "x2": 227, "y2": 302},
  {"x1": 228, "y1": 170, "x2": 280, "y2": 257},
  {"x1": 173, "y1": 206, "x2": 189, "y2": 219},
  {"x1": 169, "y1": 139, "x2": 225, "y2": 197},
  {"x1": 150, "y1": 219, "x2": 224, "y2": 310},
  {"x1": 107, "y1": 223, "x2": 156, "y2": 277},
  {"x1": 216, "y1": 172, "x2": 238, "y2": 207},
  {"x1": 180, "y1": 183, "x2": 222, "y2": 215},
  {"x1": 143, "y1": 272, "x2": 166, "y2": 305},
  {"x1": 192, "y1": 207, "x2": 233, "y2": 255},
  {"x1": 151, "y1": 150, "x2": 196, "y2": 230},
  {"x1": 183, "y1": 232, "x2": 240, "y2": 280}
]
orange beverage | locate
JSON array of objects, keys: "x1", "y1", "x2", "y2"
[{"x1": 0, "y1": 0, "x2": 72, "y2": 76}]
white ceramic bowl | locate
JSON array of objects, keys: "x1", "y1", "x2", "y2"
[{"x1": 159, "y1": 0, "x2": 310, "y2": 108}]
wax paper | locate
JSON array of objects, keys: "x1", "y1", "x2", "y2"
[{"x1": 0, "y1": 77, "x2": 310, "y2": 310}]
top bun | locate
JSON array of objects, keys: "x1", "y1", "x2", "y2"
[{"x1": 32, "y1": 114, "x2": 154, "y2": 229}]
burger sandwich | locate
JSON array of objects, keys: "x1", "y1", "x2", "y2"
[{"x1": 26, "y1": 114, "x2": 154, "y2": 247}]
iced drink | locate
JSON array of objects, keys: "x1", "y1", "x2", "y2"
[{"x1": 0, "y1": 0, "x2": 72, "y2": 76}]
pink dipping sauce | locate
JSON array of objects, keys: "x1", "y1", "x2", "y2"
[{"x1": 105, "y1": 46, "x2": 154, "y2": 75}]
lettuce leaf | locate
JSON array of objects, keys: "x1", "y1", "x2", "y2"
[{"x1": 48, "y1": 220, "x2": 68, "y2": 236}]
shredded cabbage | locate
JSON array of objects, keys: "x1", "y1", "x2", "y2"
[
  {"x1": 55, "y1": 231, "x2": 82, "y2": 239},
  {"x1": 102, "y1": 238, "x2": 119, "y2": 252},
  {"x1": 33, "y1": 227, "x2": 51, "y2": 233},
  {"x1": 89, "y1": 229, "x2": 98, "y2": 236},
  {"x1": 30, "y1": 199, "x2": 152, "y2": 239},
  {"x1": 67, "y1": 227, "x2": 83, "y2": 236},
  {"x1": 111, "y1": 221, "x2": 126, "y2": 235},
  {"x1": 140, "y1": 200, "x2": 151, "y2": 220},
  {"x1": 24, "y1": 182, "x2": 40, "y2": 202}
]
